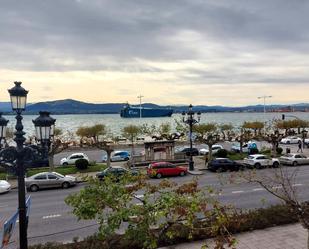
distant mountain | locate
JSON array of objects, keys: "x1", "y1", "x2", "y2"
[
  {"x1": 0, "y1": 102, "x2": 12, "y2": 112},
  {"x1": 0, "y1": 99, "x2": 308, "y2": 114}
]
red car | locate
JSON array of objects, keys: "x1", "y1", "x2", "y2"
[{"x1": 147, "y1": 162, "x2": 188, "y2": 178}]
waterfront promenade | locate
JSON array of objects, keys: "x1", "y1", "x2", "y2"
[{"x1": 159, "y1": 223, "x2": 307, "y2": 249}]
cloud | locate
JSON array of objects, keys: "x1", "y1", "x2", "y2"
[{"x1": 0, "y1": 0, "x2": 309, "y2": 104}]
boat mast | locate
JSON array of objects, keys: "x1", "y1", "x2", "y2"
[{"x1": 137, "y1": 94, "x2": 144, "y2": 118}]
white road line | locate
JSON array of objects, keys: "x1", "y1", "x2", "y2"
[
  {"x1": 252, "y1": 188, "x2": 265, "y2": 192},
  {"x1": 0, "y1": 205, "x2": 9, "y2": 208},
  {"x1": 42, "y1": 214, "x2": 62, "y2": 219},
  {"x1": 231, "y1": 191, "x2": 244, "y2": 194},
  {"x1": 272, "y1": 186, "x2": 282, "y2": 190},
  {"x1": 292, "y1": 183, "x2": 303, "y2": 187}
]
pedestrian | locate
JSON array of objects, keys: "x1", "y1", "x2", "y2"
[{"x1": 297, "y1": 140, "x2": 303, "y2": 153}]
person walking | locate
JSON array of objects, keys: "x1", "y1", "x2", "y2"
[{"x1": 297, "y1": 140, "x2": 303, "y2": 153}]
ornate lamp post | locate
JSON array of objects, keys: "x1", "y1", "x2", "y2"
[
  {"x1": 0, "y1": 82, "x2": 56, "y2": 249},
  {"x1": 182, "y1": 104, "x2": 201, "y2": 171},
  {"x1": 0, "y1": 113, "x2": 9, "y2": 148}
]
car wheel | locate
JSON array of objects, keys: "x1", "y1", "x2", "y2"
[
  {"x1": 62, "y1": 182, "x2": 70, "y2": 189},
  {"x1": 272, "y1": 162, "x2": 279, "y2": 168},
  {"x1": 292, "y1": 161, "x2": 298, "y2": 167},
  {"x1": 62, "y1": 162, "x2": 68, "y2": 166},
  {"x1": 156, "y1": 173, "x2": 162, "y2": 179},
  {"x1": 254, "y1": 163, "x2": 262, "y2": 169},
  {"x1": 124, "y1": 157, "x2": 129, "y2": 161},
  {"x1": 30, "y1": 184, "x2": 39, "y2": 192},
  {"x1": 216, "y1": 167, "x2": 224, "y2": 173},
  {"x1": 180, "y1": 171, "x2": 186, "y2": 176}
]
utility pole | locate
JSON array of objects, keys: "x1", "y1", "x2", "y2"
[{"x1": 137, "y1": 95, "x2": 144, "y2": 119}]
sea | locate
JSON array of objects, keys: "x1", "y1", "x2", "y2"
[{"x1": 3, "y1": 112, "x2": 309, "y2": 139}]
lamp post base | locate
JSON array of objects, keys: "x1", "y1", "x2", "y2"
[{"x1": 189, "y1": 160, "x2": 194, "y2": 171}]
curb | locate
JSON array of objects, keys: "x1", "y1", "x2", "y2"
[{"x1": 188, "y1": 170, "x2": 204, "y2": 175}]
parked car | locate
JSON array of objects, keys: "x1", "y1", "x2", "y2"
[
  {"x1": 176, "y1": 147, "x2": 199, "y2": 156},
  {"x1": 199, "y1": 144, "x2": 224, "y2": 155},
  {"x1": 102, "y1": 151, "x2": 131, "y2": 162},
  {"x1": 147, "y1": 162, "x2": 188, "y2": 178},
  {"x1": 231, "y1": 142, "x2": 258, "y2": 153},
  {"x1": 0, "y1": 180, "x2": 11, "y2": 194},
  {"x1": 280, "y1": 136, "x2": 302, "y2": 144},
  {"x1": 207, "y1": 158, "x2": 244, "y2": 172},
  {"x1": 96, "y1": 166, "x2": 138, "y2": 180},
  {"x1": 244, "y1": 154, "x2": 280, "y2": 169},
  {"x1": 60, "y1": 153, "x2": 89, "y2": 166},
  {"x1": 25, "y1": 172, "x2": 77, "y2": 192},
  {"x1": 279, "y1": 153, "x2": 309, "y2": 166},
  {"x1": 305, "y1": 139, "x2": 309, "y2": 148}
]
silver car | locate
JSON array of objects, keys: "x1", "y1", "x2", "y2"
[
  {"x1": 279, "y1": 153, "x2": 309, "y2": 166},
  {"x1": 25, "y1": 172, "x2": 77, "y2": 192}
]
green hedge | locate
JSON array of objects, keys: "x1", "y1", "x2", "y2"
[{"x1": 28, "y1": 204, "x2": 301, "y2": 249}]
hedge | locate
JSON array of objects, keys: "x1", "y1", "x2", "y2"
[{"x1": 28, "y1": 203, "x2": 303, "y2": 249}]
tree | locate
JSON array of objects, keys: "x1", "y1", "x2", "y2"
[
  {"x1": 76, "y1": 124, "x2": 107, "y2": 145},
  {"x1": 122, "y1": 125, "x2": 141, "y2": 165},
  {"x1": 66, "y1": 175, "x2": 236, "y2": 249},
  {"x1": 48, "y1": 128, "x2": 70, "y2": 171},
  {"x1": 242, "y1": 167, "x2": 309, "y2": 248},
  {"x1": 242, "y1": 121, "x2": 264, "y2": 137},
  {"x1": 193, "y1": 123, "x2": 218, "y2": 164},
  {"x1": 220, "y1": 124, "x2": 234, "y2": 141}
]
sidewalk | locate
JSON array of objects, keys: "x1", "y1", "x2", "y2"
[{"x1": 159, "y1": 223, "x2": 307, "y2": 249}]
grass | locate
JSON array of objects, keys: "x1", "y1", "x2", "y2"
[{"x1": 0, "y1": 164, "x2": 107, "y2": 180}]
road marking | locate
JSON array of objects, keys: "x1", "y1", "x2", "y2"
[
  {"x1": 292, "y1": 183, "x2": 303, "y2": 187},
  {"x1": 0, "y1": 205, "x2": 9, "y2": 208},
  {"x1": 252, "y1": 188, "x2": 265, "y2": 192},
  {"x1": 43, "y1": 214, "x2": 62, "y2": 219},
  {"x1": 272, "y1": 186, "x2": 282, "y2": 190},
  {"x1": 231, "y1": 191, "x2": 244, "y2": 194}
]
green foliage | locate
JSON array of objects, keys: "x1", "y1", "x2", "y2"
[
  {"x1": 276, "y1": 147, "x2": 283, "y2": 155},
  {"x1": 215, "y1": 149, "x2": 228, "y2": 158},
  {"x1": 76, "y1": 124, "x2": 107, "y2": 143},
  {"x1": 28, "y1": 203, "x2": 302, "y2": 249},
  {"x1": 65, "y1": 175, "x2": 235, "y2": 249},
  {"x1": 121, "y1": 125, "x2": 141, "y2": 142},
  {"x1": 75, "y1": 158, "x2": 89, "y2": 170},
  {"x1": 227, "y1": 152, "x2": 247, "y2": 161}
]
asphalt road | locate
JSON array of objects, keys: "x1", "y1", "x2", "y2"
[{"x1": 1, "y1": 163, "x2": 309, "y2": 248}]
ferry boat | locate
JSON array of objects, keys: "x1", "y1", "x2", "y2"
[{"x1": 120, "y1": 104, "x2": 173, "y2": 118}]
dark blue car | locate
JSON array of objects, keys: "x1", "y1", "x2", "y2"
[{"x1": 208, "y1": 158, "x2": 243, "y2": 172}]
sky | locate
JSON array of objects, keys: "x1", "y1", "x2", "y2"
[{"x1": 0, "y1": 0, "x2": 309, "y2": 106}]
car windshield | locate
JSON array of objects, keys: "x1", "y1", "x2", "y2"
[
  {"x1": 53, "y1": 172, "x2": 65, "y2": 178},
  {"x1": 284, "y1": 154, "x2": 294, "y2": 158},
  {"x1": 247, "y1": 156, "x2": 255, "y2": 160}
]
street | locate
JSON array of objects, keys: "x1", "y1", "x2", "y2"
[{"x1": 1, "y1": 163, "x2": 309, "y2": 248}]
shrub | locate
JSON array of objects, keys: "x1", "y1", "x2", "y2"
[
  {"x1": 89, "y1": 160, "x2": 97, "y2": 166},
  {"x1": 276, "y1": 147, "x2": 283, "y2": 155},
  {"x1": 75, "y1": 158, "x2": 89, "y2": 170},
  {"x1": 215, "y1": 149, "x2": 228, "y2": 158},
  {"x1": 249, "y1": 147, "x2": 259, "y2": 155}
]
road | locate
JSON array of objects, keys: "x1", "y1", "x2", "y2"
[{"x1": 1, "y1": 163, "x2": 309, "y2": 248}]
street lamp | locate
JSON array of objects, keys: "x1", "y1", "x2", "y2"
[
  {"x1": 182, "y1": 104, "x2": 201, "y2": 171},
  {"x1": 0, "y1": 113, "x2": 9, "y2": 148},
  {"x1": 0, "y1": 82, "x2": 56, "y2": 249}
]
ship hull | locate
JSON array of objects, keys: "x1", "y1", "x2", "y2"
[{"x1": 120, "y1": 107, "x2": 173, "y2": 118}]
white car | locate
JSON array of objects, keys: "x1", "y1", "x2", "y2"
[
  {"x1": 199, "y1": 145, "x2": 224, "y2": 155},
  {"x1": 244, "y1": 154, "x2": 280, "y2": 169},
  {"x1": 60, "y1": 153, "x2": 89, "y2": 166},
  {"x1": 102, "y1": 151, "x2": 131, "y2": 162},
  {"x1": 280, "y1": 136, "x2": 302, "y2": 144},
  {"x1": 279, "y1": 153, "x2": 309, "y2": 166},
  {"x1": 0, "y1": 180, "x2": 11, "y2": 194}
]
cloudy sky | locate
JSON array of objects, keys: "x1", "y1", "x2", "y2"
[{"x1": 0, "y1": 0, "x2": 309, "y2": 106}]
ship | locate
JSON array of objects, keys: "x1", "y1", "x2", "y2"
[{"x1": 120, "y1": 104, "x2": 173, "y2": 118}]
